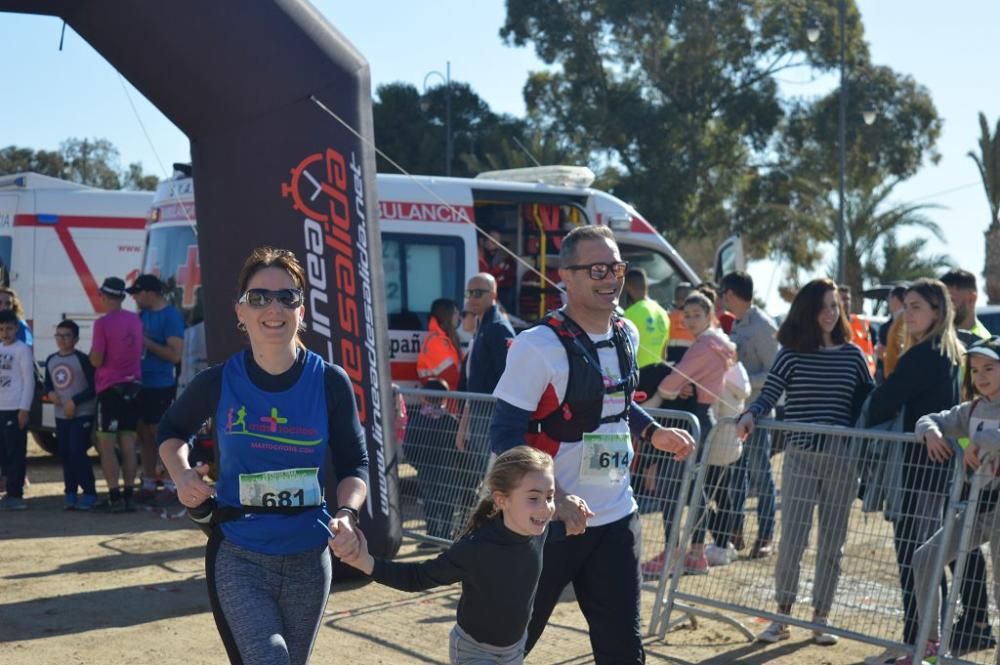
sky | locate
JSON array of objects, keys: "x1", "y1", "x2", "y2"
[{"x1": 1, "y1": 1, "x2": 996, "y2": 313}]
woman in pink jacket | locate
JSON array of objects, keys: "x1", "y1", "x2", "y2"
[{"x1": 642, "y1": 292, "x2": 738, "y2": 575}]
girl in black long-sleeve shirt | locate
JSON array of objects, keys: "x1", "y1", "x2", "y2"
[{"x1": 336, "y1": 446, "x2": 554, "y2": 664}]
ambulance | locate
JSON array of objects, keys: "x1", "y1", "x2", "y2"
[
  {"x1": 143, "y1": 165, "x2": 743, "y2": 385},
  {"x1": 0, "y1": 173, "x2": 152, "y2": 450}
]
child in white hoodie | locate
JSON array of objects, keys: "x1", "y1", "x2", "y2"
[{"x1": 0, "y1": 309, "x2": 35, "y2": 510}]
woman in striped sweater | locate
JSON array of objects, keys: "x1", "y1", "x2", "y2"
[{"x1": 736, "y1": 278, "x2": 874, "y2": 645}]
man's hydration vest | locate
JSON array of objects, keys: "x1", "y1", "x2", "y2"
[{"x1": 527, "y1": 309, "x2": 638, "y2": 457}]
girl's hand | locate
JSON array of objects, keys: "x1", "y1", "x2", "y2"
[
  {"x1": 328, "y1": 514, "x2": 360, "y2": 562},
  {"x1": 736, "y1": 413, "x2": 755, "y2": 441},
  {"x1": 924, "y1": 430, "x2": 953, "y2": 464},
  {"x1": 330, "y1": 522, "x2": 374, "y2": 574},
  {"x1": 175, "y1": 463, "x2": 214, "y2": 508},
  {"x1": 964, "y1": 443, "x2": 981, "y2": 471}
]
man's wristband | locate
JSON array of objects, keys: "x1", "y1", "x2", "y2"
[
  {"x1": 640, "y1": 423, "x2": 660, "y2": 447},
  {"x1": 334, "y1": 505, "x2": 360, "y2": 526}
]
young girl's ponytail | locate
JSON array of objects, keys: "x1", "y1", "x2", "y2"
[{"x1": 460, "y1": 445, "x2": 553, "y2": 536}]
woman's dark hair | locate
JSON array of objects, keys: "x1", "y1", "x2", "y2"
[
  {"x1": 777, "y1": 278, "x2": 850, "y2": 352},
  {"x1": 429, "y1": 298, "x2": 460, "y2": 351},
  {"x1": 236, "y1": 247, "x2": 307, "y2": 345},
  {"x1": 462, "y1": 446, "x2": 553, "y2": 536}
]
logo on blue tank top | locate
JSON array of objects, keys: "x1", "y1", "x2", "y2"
[{"x1": 223, "y1": 404, "x2": 322, "y2": 446}]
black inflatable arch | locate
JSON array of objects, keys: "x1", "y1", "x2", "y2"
[{"x1": 0, "y1": 0, "x2": 401, "y2": 559}]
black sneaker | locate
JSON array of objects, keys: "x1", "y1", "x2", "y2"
[
  {"x1": 950, "y1": 619, "x2": 997, "y2": 655},
  {"x1": 92, "y1": 497, "x2": 125, "y2": 513},
  {"x1": 121, "y1": 497, "x2": 137, "y2": 513}
]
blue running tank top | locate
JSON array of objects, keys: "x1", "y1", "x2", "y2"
[{"x1": 215, "y1": 350, "x2": 330, "y2": 554}]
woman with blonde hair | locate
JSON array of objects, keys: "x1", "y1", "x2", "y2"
[
  {"x1": 0, "y1": 287, "x2": 33, "y2": 346},
  {"x1": 863, "y1": 278, "x2": 977, "y2": 664}
]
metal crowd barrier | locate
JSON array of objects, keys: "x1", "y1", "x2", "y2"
[
  {"x1": 656, "y1": 417, "x2": 992, "y2": 664},
  {"x1": 393, "y1": 387, "x2": 701, "y2": 657}
]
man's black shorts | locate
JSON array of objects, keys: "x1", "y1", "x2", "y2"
[
  {"x1": 137, "y1": 385, "x2": 177, "y2": 426},
  {"x1": 97, "y1": 383, "x2": 142, "y2": 434}
]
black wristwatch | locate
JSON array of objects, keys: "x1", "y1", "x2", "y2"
[
  {"x1": 640, "y1": 423, "x2": 659, "y2": 448},
  {"x1": 334, "y1": 505, "x2": 360, "y2": 526}
]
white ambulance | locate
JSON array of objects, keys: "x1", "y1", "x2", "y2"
[
  {"x1": 0, "y1": 173, "x2": 152, "y2": 449},
  {"x1": 143, "y1": 166, "x2": 742, "y2": 385}
]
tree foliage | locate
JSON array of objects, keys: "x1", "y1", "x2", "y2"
[
  {"x1": 863, "y1": 232, "x2": 952, "y2": 285},
  {"x1": 0, "y1": 138, "x2": 159, "y2": 191},
  {"x1": 501, "y1": 0, "x2": 943, "y2": 278},
  {"x1": 372, "y1": 81, "x2": 537, "y2": 178}
]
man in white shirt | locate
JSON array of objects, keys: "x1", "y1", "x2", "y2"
[
  {"x1": 0, "y1": 309, "x2": 36, "y2": 510},
  {"x1": 489, "y1": 225, "x2": 695, "y2": 663}
]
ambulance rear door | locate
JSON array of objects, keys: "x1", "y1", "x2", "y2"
[{"x1": 0, "y1": 193, "x2": 17, "y2": 288}]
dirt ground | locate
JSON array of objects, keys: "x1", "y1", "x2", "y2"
[{"x1": 0, "y1": 440, "x2": 962, "y2": 665}]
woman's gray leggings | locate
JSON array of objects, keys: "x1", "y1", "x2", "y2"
[{"x1": 207, "y1": 534, "x2": 332, "y2": 665}]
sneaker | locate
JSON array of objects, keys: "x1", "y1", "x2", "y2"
[
  {"x1": 641, "y1": 551, "x2": 667, "y2": 578},
  {"x1": 92, "y1": 497, "x2": 125, "y2": 513},
  {"x1": 684, "y1": 553, "x2": 710, "y2": 575},
  {"x1": 757, "y1": 621, "x2": 790, "y2": 643},
  {"x1": 0, "y1": 496, "x2": 27, "y2": 511},
  {"x1": 705, "y1": 544, "x2": 733, "y2": 567},
  {"x1": 865, "y1": 646, "x2": 907, "y2": 665},
  {"x1": 121, "y1": 497, "x2": 137, "y2": 513},
  {"x1": 133, "y1": 488, "x2": 158, "y2": 506},
  {"x1": 77, "y1": 494, "x2": 98, "y2": 511},
  {"x1": 895, "y1": 640, "x2": 939, "y2": 665},
  {"x1": 951, "y1": 619, "x2": 996, "y2": 655},
  {"x1": 750, "y1": 538, "x2": 773, "y2": 558},
  {"x1": 64, "y1": 494, "x2": 78, "y2": 511},
  {"x1": 154, "y1": 488, "x2": 179, "y2": 508},
  {"x1": 812, "y1": 618, "x2": 839, "y2": 646}
]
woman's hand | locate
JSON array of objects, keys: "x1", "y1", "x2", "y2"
[
  {"x1": 175, "y1": 463, "x2": 214, "y2": 508},
  {"x1": 924, "y1": 430, "x2": 953, "y2": 464},
  {"x1": 736, "y1": 412, "x2": 755, "y2": 441}
]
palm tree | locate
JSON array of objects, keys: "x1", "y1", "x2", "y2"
[
  {"x1": 842, "y1": 179, "x2": 944, "y2": 310},
  {"x1": 863, "y1": 232, "x2": 952, "y2": 284},
  {"x1": 460, "y1": 129, "x2": 575, "y2": 173},
  {"x1": 968, "y1": 112, "x2": 1000, "y2": 303}
]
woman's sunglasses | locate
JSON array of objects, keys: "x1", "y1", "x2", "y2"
[{"x1": 238, "y1": 288, "x2": 304, "y2": 309}]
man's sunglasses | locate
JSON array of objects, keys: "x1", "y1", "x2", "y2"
[
  {"x1": 238, "y1": 288, "x2": 304, "y2": 309},
  {"x1": 465, "y1": 288, "x2": 490, "y2": 299},
  {"x1": 563, "y1": 261, "x2": 629, "y2": 280}
]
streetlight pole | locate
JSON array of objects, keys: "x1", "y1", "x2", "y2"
[
  {"x1": 837, "y1": 0, "x2": 847, "y2": 288},
  {"x1": 422, "y1": 62, "x2": 452, "y2": 177}
]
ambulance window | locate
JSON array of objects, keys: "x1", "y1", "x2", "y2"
[
  {"x1": 619, "y1": 248, "x2": 681, "y2": 310},
  {"x1": 383, "y1": 233, "x2": 464, "y2": 330},
  {"x1": 0, "y1": 237, "x2": 10, "y2": 287},
  {"x1": 143, "y1": 224, "x2": 202, "y2": 325}
]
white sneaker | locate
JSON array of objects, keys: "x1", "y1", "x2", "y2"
[
  {"x1": 812, "y1": 617, "x2": 839, "y2": 645},
  {"x1": 757, "y1": 621, "x2": 790, "y2": 643},
  {"x1": 864, "y1": 646, "x2": 907, "y2": 664},
  {"x1": 705, "y1": 544, "x2": 732, "y2": 566}
]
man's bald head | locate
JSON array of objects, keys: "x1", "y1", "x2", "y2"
[{"x1": 466, "y1": 272, "x2": 497, "y2": 316}]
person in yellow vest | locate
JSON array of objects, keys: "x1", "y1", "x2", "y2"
[
  {"x1": 839, "y1": 285, "x2": 876, "y2": 376},
  {"x1": 623, "y1": 267, "x2": 670, "y2": 370}
]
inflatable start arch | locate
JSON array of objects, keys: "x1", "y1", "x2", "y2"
[{"x1": 0, "y1": 0, "x2": 401, "y2": 559}]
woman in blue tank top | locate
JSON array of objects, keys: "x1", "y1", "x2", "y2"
[{"x1": 158, "y1": 247, "x2": 369, "y2": 665}]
